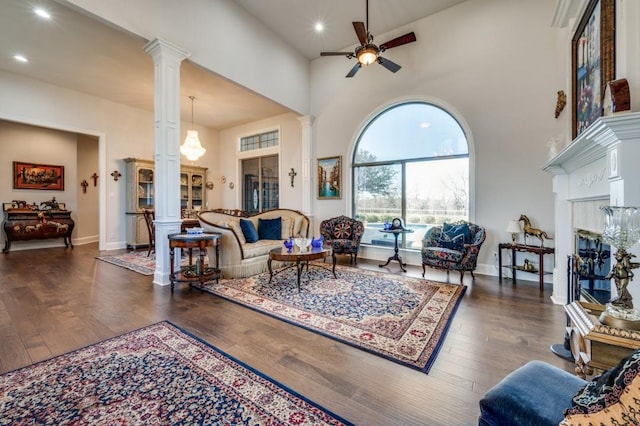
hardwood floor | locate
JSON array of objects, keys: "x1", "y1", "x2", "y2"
[{"x1": 0, "y1": 243, "x2": 575, "y2": 425}]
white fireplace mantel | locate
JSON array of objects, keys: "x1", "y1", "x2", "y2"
[
  {"x1": 543, "y1": 112, "x2": 640, "y2": 305},
  {"x1": 544, "y1": 112, "x2": 640, "y2": 176}
]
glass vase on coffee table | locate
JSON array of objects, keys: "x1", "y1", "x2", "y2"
[{"x1": 599, "y1": 206, "x2": 640, "y2": 329}]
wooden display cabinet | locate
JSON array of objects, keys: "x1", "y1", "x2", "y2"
[{"x1": 124, "y1": 158, "x2": 207, "y2": 248}]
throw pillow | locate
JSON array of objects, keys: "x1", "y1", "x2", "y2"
[
  {"x1": 562, "y1": 348, "x2": 640, "y2": 425},
  {"x1": 239, "y1": 218, "x2": 259, "y2": 243},
  {"x1": 281, "y1": 217, "x2": 294, "y2": 239},
  {"x1": 227, "y1": 221, "x2": 246, "y2": 245},
  {"x1": 442, "y1": 222, "x2": 471, "y2": 244},
  {"x1": 438, "y1": 232, "x2": 465, "y2": 251},
  {"x1": 258, "y1": 217, "x2": 282, "y2": 240}
]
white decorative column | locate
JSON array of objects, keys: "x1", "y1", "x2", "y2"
[
  {"x1": 297, "y1": 115, "x2": 315, "y2": 230},
  {"x1": 144, "y1": 38, "x2": 190, "y2": 286}
]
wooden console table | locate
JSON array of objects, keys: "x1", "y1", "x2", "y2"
[
  {"x1": 498, "y1": 243, "x2": 554, "y2": 291},
  {"x1": 2, "y1": 209, "x2": 74, "y2": 253},
  {"x1": 565, "y1": 301, "x2": 640, "y2": 378},
  {"x1": 168, "y1": 232, "x2": 221, "y2": 293}
]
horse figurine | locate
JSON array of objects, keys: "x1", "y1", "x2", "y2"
[{"x1": 519, "y1": 214, "x2": 552, "y2": 247}]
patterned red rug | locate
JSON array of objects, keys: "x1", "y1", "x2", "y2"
[
  {"x1": 0, "y1": 322, "x2": 352, "y2": 425},
  {"x1": 96, "y1": 251, "x2": 205, "y2": 276},
  {"x1": 203, "y1": 265, "x2": 466, "y2": 372}
]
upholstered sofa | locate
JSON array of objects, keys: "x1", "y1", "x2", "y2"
[
  {"x1": 479, "y1": 348, "x2": 640, "y2": 425},
  {"x1": 421, "y1": 221, "x2": 485, "y2": 283},
  {"x1": 197, "y1": 208, "x2": 309, "y2": 278}
]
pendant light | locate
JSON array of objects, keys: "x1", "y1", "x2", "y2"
[{"x1": 180, "y1": 96, "x2": 206, "y2": 161}]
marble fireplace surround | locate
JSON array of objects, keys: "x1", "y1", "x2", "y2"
[{"x1": 544, "y1": 112, "x2": 640, "y2": 305}]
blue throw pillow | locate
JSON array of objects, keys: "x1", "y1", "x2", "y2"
[
  {"x1": 239, "y1": 219, "x2": 259, "y2": 243},
  {"x1": 438, "y1": 233, "x2": 465, "y2": 250},
  {"x1": 442, "y1": 222, "x2": 471, "y2": 244},
  {"x1": 258, "y1": 217, "x2": 282, "y2": 240}
]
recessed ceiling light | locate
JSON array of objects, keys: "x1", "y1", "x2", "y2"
[
  {"x1": 420, "y1": 122, "x2": 431, "y2": 128},
  {"x1": 14, "y1": 54, "x2": 29, "y2": 63},
  {"x1": 34, "y1": 8, "x2": 51, "y2": 19},
  {"x1": 314, "y1": 22, "x2": 324, "y2": 32}
]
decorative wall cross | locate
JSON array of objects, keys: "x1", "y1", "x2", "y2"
[
  {"x1": 81, "y1": 180, "x2": 89, "y2": 193},
  {"x1": 111, "y1": 170, "x2": 122, "y2": 181},
  {"x1": 288, "y1": 168, "x2": 297, "y2": 187},
  {"x1": 91, "y1": 172, "x2": 99, "y2": 186}
]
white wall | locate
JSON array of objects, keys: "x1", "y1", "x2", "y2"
[
  {"x1": 0, "y1": 69, "x2": 219, "y2": 250},
  {"x1": 217, "y1": 112, "x2": 304, "y2": 210},
  {"x1": 62, "y1": 0, "x2": 310, "y2": 115},
  {"x1": 309, "y1": 0, "x2": 565, "y2": 274}
]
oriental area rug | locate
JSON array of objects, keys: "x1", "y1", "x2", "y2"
[
  {"x1": 97, "y1": 250, "x2": 206, "y2": 276},
  {"x1": 0, "y1": 322, "x2": 352, "y2": 425},
  {"x1": 203, "y1": 265, "x2": 466, "y2": 373}
]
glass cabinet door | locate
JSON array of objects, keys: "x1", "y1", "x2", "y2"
[
  {"x1": 191, "y1": 174, "x2": 203, "y2": 212},
  {"x1": 180, "y1": 173, "x2": 189, "y2": 212},
  {"x1": 137, "y1": 167, "x2": 154, "y2": 211}
]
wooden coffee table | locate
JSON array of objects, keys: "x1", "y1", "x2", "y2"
[{"x1": 268, "y1": 246, "x2": 336, "y2": 292}]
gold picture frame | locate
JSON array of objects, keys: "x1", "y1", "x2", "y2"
[
  {"x1": 317, "y1": 156, "x2": 342, "y2": 200},
  {"x1": 572, "y1": 0, "x2": 615, "y2": 139}
]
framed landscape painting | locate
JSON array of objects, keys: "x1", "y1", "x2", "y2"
[
  {"x1": 317, "y1": 156, "x2": 341, "y2": 200},
  {"x1": 572, "y1": 0, "x2": 615, "y2": 139},
  {"x1": 13, "y1": 161, "x2": 65, "y2": 190}
]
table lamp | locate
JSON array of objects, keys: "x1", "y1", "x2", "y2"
[{"x1": 506, "y1": 220, "x2": 521, "y2": 244}]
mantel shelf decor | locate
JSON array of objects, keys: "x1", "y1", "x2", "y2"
[{"x1": 599, "y1": 206, "x2": 640, "y2": 330}]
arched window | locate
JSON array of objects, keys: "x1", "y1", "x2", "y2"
[{"x1": 352, "y1": 101, "x2": 470, "y2": 250}]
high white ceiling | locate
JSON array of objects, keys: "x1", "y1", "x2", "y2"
[{"x1": 0, "y1": 0, "x2": 466, "y2": 130}]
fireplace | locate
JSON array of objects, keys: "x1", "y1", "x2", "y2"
[
  {"x1": 544, "y1": 112, "x2": 640, "y2": 305},
  {"x1": 570, "y1": 231, "x2": 611, "y2": 304}
]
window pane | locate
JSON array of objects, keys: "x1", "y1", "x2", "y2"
[
  {"x1": 241, "y1": 155, "x2": 279, "y2": 214},
  {"x1": 354, "y1": 164, "x2": 402, "y2": 248},
  {"x1": 355, "y1": 103, "x2": 468, "y2": 163}
]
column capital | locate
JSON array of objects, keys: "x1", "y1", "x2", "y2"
[{"x1": 144, "y1": 37, "x2": 190, "y2": 63}]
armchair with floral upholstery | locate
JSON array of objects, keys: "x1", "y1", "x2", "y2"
[
  {"x1": 421, "y1": 221, "x2": 486, "y2": 283},
  {"x1": 320, "y1": 215, "x2": 365, "y2": 265}
]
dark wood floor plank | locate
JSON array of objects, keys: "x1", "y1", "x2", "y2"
[{"x1": 0, "y1": 243, "x2": 577, "y2": 425}]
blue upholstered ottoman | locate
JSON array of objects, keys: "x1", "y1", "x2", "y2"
[{"x1": 478, "y1": 360, "x2": 586, "y2": 426}]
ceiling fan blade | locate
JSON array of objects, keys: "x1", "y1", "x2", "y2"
[
  {"x1": 346, "y1": 63, "x2": 361, "y2": 78},
  {"x1": 378, "y1": 57, "x2": 401, "y2": 73},
  {"x1": 321, "y1": 51, "x2": 354, "y2": 57},
  {"x1": 353, "y1": 22, "x2": 368, "y2": 45},
  {"x1": 379, "y1": 32, "x2": 417, "y2": 50}
]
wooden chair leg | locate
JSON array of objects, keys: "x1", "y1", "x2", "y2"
[
  {"x1": 459, "y1": 271, "x2": 465, "y2": 284},
  {"x1": 422, "y1": 263, "x2": 426, "y2": 278}
]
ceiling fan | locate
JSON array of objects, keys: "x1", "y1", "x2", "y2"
[{"x1": 320, "y1": 0, "x2": 417, "y2": 78}]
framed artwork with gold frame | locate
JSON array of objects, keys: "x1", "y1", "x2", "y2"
[
  {"x1": 317, "y1": 156, "x2": 341, "y2": 200},
  {"x1": 572, "y1": 0, "x2": 615, "y2": 139},
  {"x1": 13, "y1": 161, "x2": 65, "y2": 190}
]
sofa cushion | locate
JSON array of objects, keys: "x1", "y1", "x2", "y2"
[
  {"x1": 239, "y1": 218, "x2": 259, "y2": 243},
  {"x1": 227, "y1": 220, "x2": 246, "y2": 244},
  {"x1": 562, "y1": 348, "x2": 640, "y2": 425},
  {"x1": 479, "y1": 360, "x2": 585, "y2": 426},
  {"x1": 258, "y1": 217, "x2": 282, "y2": 240},
  {"x1": 281, "y1": 217, "x2": 294, "y2": 239},
  {"x1": 243, "y1": 239, "x2": 283, "y2": 259}
]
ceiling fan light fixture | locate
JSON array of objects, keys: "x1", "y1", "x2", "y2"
[
  {"x1": 357, "y1": 44, "x2": 378, "y2": 65},
  {"x1": 181, "y1": 96, "x2": 206, "y2": 161}
]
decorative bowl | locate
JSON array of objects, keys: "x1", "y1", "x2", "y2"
[{"x1": 186, "y1": 227, "x2": 204, "y2": 235}]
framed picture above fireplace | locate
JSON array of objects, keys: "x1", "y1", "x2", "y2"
[{"x1": 571, "y1": 0, "x2": 615, "y2": 139}]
